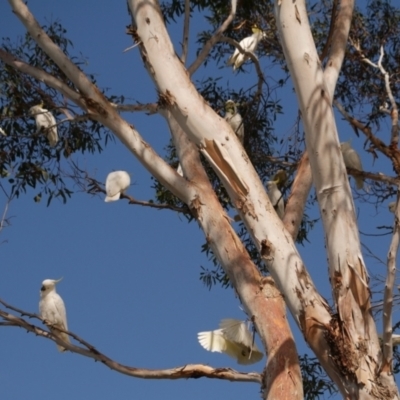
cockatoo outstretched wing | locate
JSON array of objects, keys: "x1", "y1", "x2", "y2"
[
  {"x1": 198, "y1": 320, "x2": 263, "y2": 365},
  {"x1": 219, "y1": 319, "x2": 253, "y2": 348}
]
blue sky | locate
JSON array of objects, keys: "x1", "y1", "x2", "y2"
[{"x1": 0, "y1": 1, "x2": 398, "y2": 399}]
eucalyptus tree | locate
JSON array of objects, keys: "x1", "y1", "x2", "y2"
[{"x1": 1, "y1": 0, "x2": 400, "y2": 399}]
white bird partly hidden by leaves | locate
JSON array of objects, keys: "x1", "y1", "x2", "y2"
[
  {"x1": 266, "y1": 179, "x2": 285, "y2": 219},
  {"x1": 225, "y1": 100, "x2": 244, "y2": 144},
  {"x1": 227, "y1": 26, "x2": 266, "y2": 70},
  {"x1": 340, "y1": 140, "x2": 364, "y2": 189},
  {"x1": 197, "y1": 319, "x2": 263, "y2": 365},
  {"x1": 29, "y1": 104, "x2": 58, "y2": 147},
  {"x1": 389, "y1": 202, "x2": 396, "y2": 213},
  {"x1": 104, "y1": 171, "x2": 131, "y2": 202},
  {"x1": 39, "y1": 278, "x2": 69, "y2": 352}
]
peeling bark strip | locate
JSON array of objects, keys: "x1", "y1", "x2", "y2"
[{"x1": 202, "y1": 139, "x2": 249, "y2": 197}]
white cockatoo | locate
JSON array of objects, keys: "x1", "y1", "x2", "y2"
[
  {"x1": 225, "y1": 100, "x2": 244, "y2": 144},
  {"x1": 227, "y1": 26, "x2": 265, "y2": 70},
  {"x1": 266, "y1": 180, "x2": 284, "y2": 219},
  {"x1": 104, "y1": 171, "x2": 131, "y2": 202},
  {"x1": 340, "y1": 141, "x2": 364, "y2": 189},
  {"x1": 39, "y1": 278, "x2": 69, "y2": 352},
  {"x1": 197, "y1": 319, "x2": 263, "y2": 365},
  {"x1": 29, "y1": 104, "x2": 58, "y2": 147},
  {"x1": 389, "y1": 202, "x2": 396, "y2": 213}
]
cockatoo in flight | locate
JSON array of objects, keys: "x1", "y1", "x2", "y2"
[
  {"x1": 340, "y1": 141, "x2": 364, "y2": 189},
  {"x1": 225, "y1": 100, "x2": 244, "y2": 144},
  {"x1": 39, "y1": 278, "x2": 69, "y2": 352},
  {"x1": 227, "y1": 26, "x2": 266, "y2": 70},
  {"x1": 104, "y1": 171, "x2": 131, "y2": 202},
  {"x1": 29, "y1": 104, "x2": 58, "y2": 147},
  {"x1": 266, "y1": 179, "x2": 285, "y2": 219},
  {"x1": 197, "y1": 319, "x2": 263, "y2": 365}
]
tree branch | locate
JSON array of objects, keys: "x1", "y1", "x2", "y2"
[
  {"x1": 0, "y1": 299, "x2": 260, "y2": 383},
  {"x1": 323, "y1": 0, "x2": 354, "y2": 100},
  {"x1": 187, "y1": 0, "x2": 237, "y2": 76},
  {"x1": 382, "y1": 188, "x2": 400, "y2": 371},
  {"x1": 180, "y1": 0, "x2": 190, "y2": 64},
  {"x1": 0, "y1": 49, "x2": 83, "y2": 107}
]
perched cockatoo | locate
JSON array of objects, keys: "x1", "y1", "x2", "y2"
[
  {"x1": 197, "y1": 319, "x2": 263, "y2": 365},
  {"x1": 39, "y1": 278, "x2": 69, "y2": 352},
  {"x1": 227, "y1": 26, "x2": 265, "y2": 70},
  {"x1": 104, "y1": 171, "x2": 131, "y2": 202},
  {"x1": 340, "y1": 141, "x2": 364, "y2": 189},
  {"x1": 29, "y1": 104, "x2": 58, "y2": 147},
  {"x1": 389, "y1": 202, "x2": 396, "y2": 213},
  {"x1": 224, "y1": 100, "x2": 244, "y2": 144},
  {"x1": 266, "y1": 180, "x2": 284, "y2": 219}
]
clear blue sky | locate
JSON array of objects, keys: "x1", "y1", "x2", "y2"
[{"x1": 0, "y1": 1, "x2": 398, "y2": 399}]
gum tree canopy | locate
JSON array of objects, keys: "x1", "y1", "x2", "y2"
[{"x1": 1, "y1": 0, "x2": 400, "y2": 399}]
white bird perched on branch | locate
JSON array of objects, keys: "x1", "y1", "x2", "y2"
[
  {"x1": 224, "y1": 100, "x2": 244, "y2": 144},
  {"x1": 227, "y1": 26, "x2": 266, "y2": 70},
  {"x1": 389, "y1": 202, "x2": 396, "y2": 213},
  {"x1": 29, "y1": 104, "x2": 58, "y2": 147},
  {"x1": 340, "y1": 140, "x2": 364, "y2": 189},
  {"x1": 197, "y1": 319, "x2": 263, "y2": 365},
  {"x1": 266, "y1": 179, "x2": 285, "y2": 219},
  {"x1": 39, "y1": 278, "x2": 69, "y2": 352},
  {"x1": 104, "y1": 171, "x2": 131, "y2": 202}
]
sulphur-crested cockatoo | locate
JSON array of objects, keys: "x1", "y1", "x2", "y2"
[
  {"x1": 39, "y1": 278, "x2": 69, "y2": 352},
  {"x1": 266, "y1": 180, "x2": 284, "y2": 219},
  {"x1": 225, "y1": 100, "x2": 244, "y2": 144},
  {"x1": 389, "y1": 202, "x2": 396, "y2": 213},
  {"x1": 29, "y1": 104, "x2": 58, "y2": 147},
  {"x1": 227, "y1": 26, "x2": 265, "y2": 70},
  {"x1": 197, "y1": 319, "x2": 263, "y2": 365},
  {"x1": 340, "y1": 141, "x2": 364, "y2": 189},
  {"x1": 104, "y1": 171, "x2": 130, "y2": 202}
]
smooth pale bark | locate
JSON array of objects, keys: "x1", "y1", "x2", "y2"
[
  {"x1": 165, "y1": 112, "x2": 303, "y2": 399},
  {"x1": 127, "y1": 0, "x2": 338, "y2": 368},
  {"x1": 276, "y1": 0, "x2": 399, "y2": 397},
  {"x1": 128, "y1": 0, "x2": 363, "y2": 393}
]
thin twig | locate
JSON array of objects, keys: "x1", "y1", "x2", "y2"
[
  {"x1": 187, "y1": 0, "x2": 237, "y2": 76},
  {"x1": 219, "y1": 36, "x2": 265, "y2": 101}
]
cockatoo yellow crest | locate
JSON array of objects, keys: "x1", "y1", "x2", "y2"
[
  {"x1": 340, "y1": 140, "x2": 364, "y2": 189},
  {"x1": 227, "y1": 26, "x2": 266, "y2": 70},
  {"x1": 197, "y1": 319, "x2": 263, "y2": 365},
  {"x1": 29, "y1": 104, "x2": 58, "y2": 147},
  {"x1": 39, "y1": 278, "x2": 69, "y2": 352},
  {"x1": 224, "y1": 100, "x2": 244, "y2": 144},
  {"x1": 104, "y1": 171, "x2": 131, "y2": 202}
]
